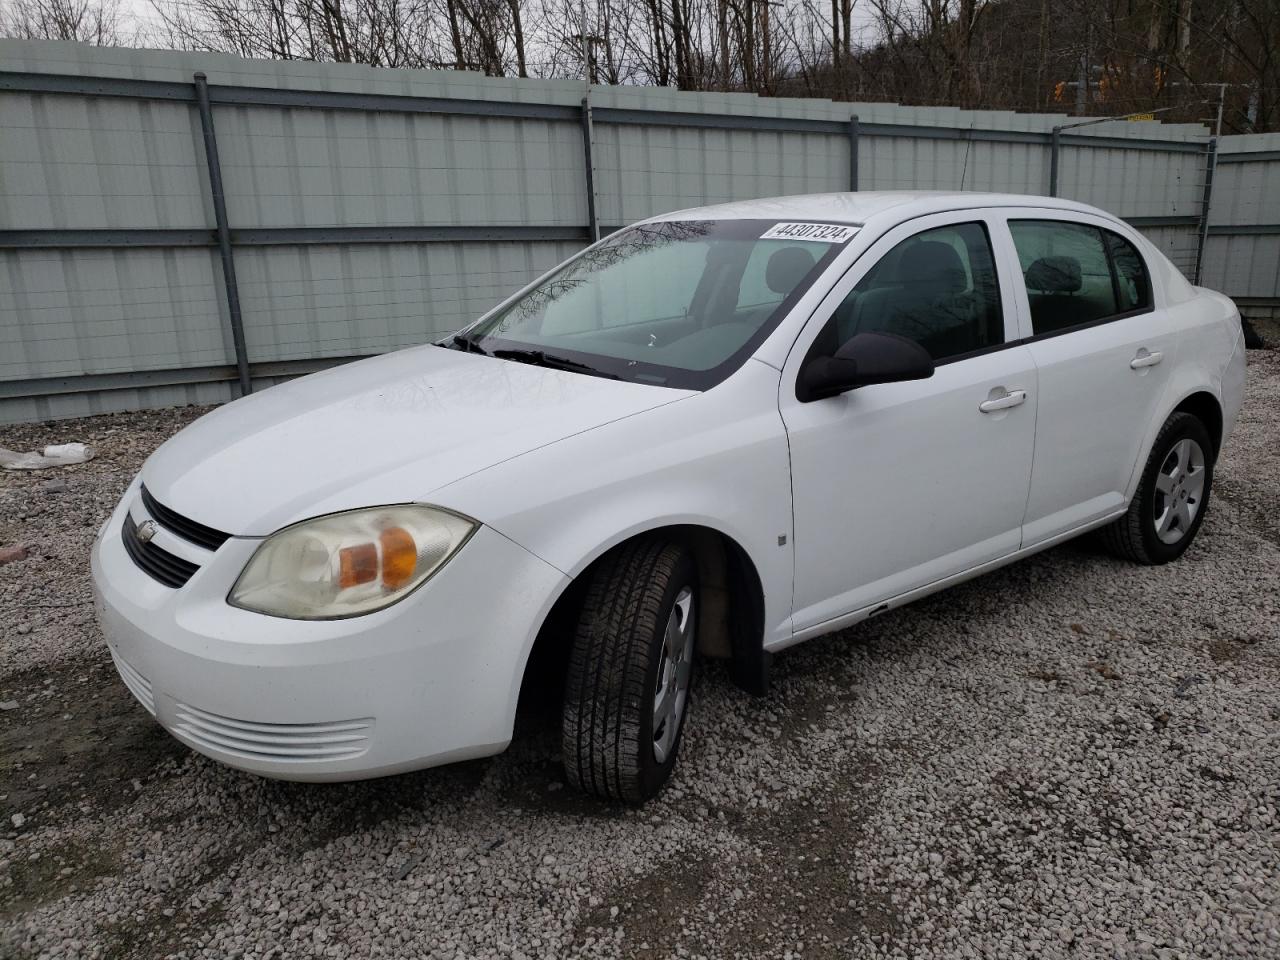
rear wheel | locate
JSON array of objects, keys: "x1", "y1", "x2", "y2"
[
  {"x1": 561, "y1": 538, "x2": 698, "y2": 803},
  {"x1": 1099, "y1": 411, "x2": 1214, "y2": 565}
]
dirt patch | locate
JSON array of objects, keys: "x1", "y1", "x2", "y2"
[
  {"x1": 98, "y1": 902, "x2": 229, "y2": 960},
  {"x1": 579, "y1": 854, "x2": 715, "y2": 955},
  {"x1": 0, "y1": 656, "x2": 186, "y2": 824},
  {"x1": 724, "y1": 794, "x2": 903, "y2": 957},
  {"x1": 0, "y1": 837, "x2": 119, "y2": 920},
  {"x1": 1206, "y1": 634, "x2": 1264, "y2": 664},
  {"x1": 1027, "y1": 667, "x2": 1063, "y2": 683}
]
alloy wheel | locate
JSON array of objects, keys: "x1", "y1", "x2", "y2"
[
  {"x1": 1153, "y1": 438, "x2": 1206, "y2": 545},
  {"x1": 652, "y1": 586, "x2": 695, "y2": 764}
]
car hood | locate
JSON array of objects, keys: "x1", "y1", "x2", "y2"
[{"x1": 142, "y1": 345, "x2": 690, "y2": 536}]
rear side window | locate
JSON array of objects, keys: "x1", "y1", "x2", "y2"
[
  {"x1": 1105, "y1": 231, "x2": 1152, "y2": 313},
  {"x1": 1009, "y1": 220, "x2": 1117, "y2": 335},
  {"x1": 1010, "y1": 220, "x2": 1153, "y2": 336},
  {"x1": 819, "y1": 222, "x2": 1004, "y2": 362}
]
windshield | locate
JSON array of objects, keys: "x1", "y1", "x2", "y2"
[{"x1": 459, "y1": 219, "x2": 855, "y2": 389}]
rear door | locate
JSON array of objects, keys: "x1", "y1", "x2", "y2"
[
  {"x1": 996, "y1": 213, "x2": 1177, "y2": 545},
  {"x1": 779, "y1": 211, "x2": 1038, "y2": 634}
]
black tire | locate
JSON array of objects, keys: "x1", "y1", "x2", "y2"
[
  {"x1": 562, "y1": 538, "x2": 698, "y2": 803},
  {"x1": 1099, "y1": 412, "x2": 1214, "y2": 565}
]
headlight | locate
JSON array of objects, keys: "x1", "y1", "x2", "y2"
[{"x1": 228, "y1": 505, "x2": 476, "y2": 620}]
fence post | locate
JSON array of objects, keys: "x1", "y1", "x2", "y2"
[
  {"x1": 1049, "y1": 126, "x2": 1062, "y2": 197},
  {"x1": 193, "y1": 72, "x2": 252, "y2": 396},
  {"x1": 849, "y1": 114, "x2": 860, "y2": 191},
  {"x1": 1193, "y1": 136, "x2": 1218, "y2": 286},
  {"x1": 581, "y1": 96, "x2": 600, "y2": 243}
]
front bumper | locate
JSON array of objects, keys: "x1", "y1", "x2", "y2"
[{"x1": 90, "y1": 486, "x2": 567, "y2": 781}]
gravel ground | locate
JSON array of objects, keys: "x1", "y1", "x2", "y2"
[{"x1": 2, "y1": 350, "x2": 1278, "y2": 960}]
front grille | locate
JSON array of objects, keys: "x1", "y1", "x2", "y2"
[
  {"x1": 109, "y1": 650, "x2": 155, "y2": 716},
  {"x1": 171, "y1": 701, "x2": 373, "y2": 763},
  {"x1": 140, "y1": 485, "x2": 230, "y2": 551},
  {"x1": 122, "y1": 513, "x2": 199, "y2": 588}
]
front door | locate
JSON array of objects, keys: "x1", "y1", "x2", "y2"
[{"x1": 779, "y1": 213, "x2": 1038, "y2": 635}]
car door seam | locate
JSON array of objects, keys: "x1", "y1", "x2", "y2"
[
  {"x1": 1019, "y1": 347, "x2": 1043, "y2": 551},
  {"x1": 772, "y1": 364, "x2": 799, "y2": 641}
]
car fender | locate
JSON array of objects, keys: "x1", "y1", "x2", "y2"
[{"x1": 429, "y1": 359, "x2": 796, "y2": 649}]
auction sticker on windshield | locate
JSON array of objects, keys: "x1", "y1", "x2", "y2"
[{"x1": 760, "y1": 222, "x2": 858, "y2": 243}]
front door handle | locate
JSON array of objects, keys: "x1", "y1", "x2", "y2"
[
  {"x1": 1130, "y1": 350, "x2": 1164, "y2": 369},
  {"x1": 978, "y1": 389, "x2": 1027, "y2": 414}
]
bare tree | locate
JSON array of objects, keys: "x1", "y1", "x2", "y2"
[
  {"x1": 1, "y1": 0, "x2": 128, "y2": 43},
  {"x1": 123, "y1": 0, "x2": 1280, "y2": 132}
]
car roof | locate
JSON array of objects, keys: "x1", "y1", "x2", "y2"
[{"x1": 652, "y1": 191, "x2": 1122, "y2": 228}]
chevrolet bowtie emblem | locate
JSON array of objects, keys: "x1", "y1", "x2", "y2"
[{"x1": 136, "y1": 519, "x2": 158, "y2": 543}]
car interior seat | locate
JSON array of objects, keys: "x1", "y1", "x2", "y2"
[
  {"x1": 837, "y1": 241, "x2": 971, "y2": 354},
  {"x1": 765, "y1": 246, "x2": 816, "y2": 300},
  {"x1": 659, "y1": 244, "x2": 820, "y2": 370},
  {"x1": 1024, "y1": 255, "x2": 1083, "y2": 333}
]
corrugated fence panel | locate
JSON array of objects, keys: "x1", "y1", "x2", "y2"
[
  {"x1": 1203, "y1": 135, "x2": 1280, "y2": 300},
  {"x1": 951, "y1": 141, "x2": 1047, "y2": 195},
  {"x1": 863, "y1": 137, "x2": 1050, "y2": 194},
  {"x1": 235, "y1": 239, "x2": 578, "y2": 362},
  {"x1": 1213, "y1": 134, "x2": 1280, "y2": 226},
  {"x1": 1059, "y1": 144, "x2": 1204, "y2": 218},
  {"x1": 216, "y1": 107, "x2": 587, "y2": 229},
  {"x1": 0, "y1": 91, "x2": 207, "y2": 230},
  {"x1": 594, "y1": 126, "x2": 848, "y2": 225},
  {"x1": 864, "y1": 136, "x2": 967, "y2": 191},
  {"x1": 1202, "y1": 235, "x2": 1280, "y2": 300},
  {"x1": 1, "y1": 247, "x2": 230, "y2": 380}
]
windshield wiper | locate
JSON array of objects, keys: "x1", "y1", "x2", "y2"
[
  {"x1": 491, "y1": 348, "x2": 618, "y2": 379},
  {"x1": 449, "y1": 332, "x2": 488, "y2": 355}
]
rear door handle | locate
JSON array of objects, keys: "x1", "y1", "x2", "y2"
[
  {"x1": 978, "y1": 389, "x2": 1027, "y2": 414},
  {"x1": 1130, "y1": 350, "x2": 1164, "y2": 369}
]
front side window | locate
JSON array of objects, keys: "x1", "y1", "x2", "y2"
[
  {"x1": 815, "y1": 222, "x2": 1004, "y2": 362},
  {"x1": 1009, "y1": 220, "x2": 1147, "y2": 336},
  {"x1": 464, "y1": 219, "x2": 852, "y2": 389}
]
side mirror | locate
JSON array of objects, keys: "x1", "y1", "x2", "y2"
[{"x1": 798, "y1": 332, "x2": 935, "y2": 403}]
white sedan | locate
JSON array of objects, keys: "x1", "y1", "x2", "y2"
[{"x1": 91, "y1": 192, "x2": 1246, "y2": 802}]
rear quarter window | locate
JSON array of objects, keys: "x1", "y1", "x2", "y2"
[{"x1": 1104, "y1": 231, "x2": 1153, "y2": 313}]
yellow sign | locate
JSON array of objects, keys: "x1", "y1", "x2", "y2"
[{"x1": 1128, "y1": 113, "x2": 1155, "y2": 122}]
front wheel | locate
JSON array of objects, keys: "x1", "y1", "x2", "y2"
[
  {"x1": 561, "y1": 538, "x2": 698, "y2": 803},
  {"x1": 1099, "y1": 411, "x2": 1214, "y2": 565}
]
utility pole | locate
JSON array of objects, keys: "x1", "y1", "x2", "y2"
[
  {"x1": 760, "y1": 0, "x2": 771, "y2": 95},
  {"x1": 671, "y1": 0, "x2": 687, "y2": 89},
  {"x1": 718, "y1": 0, "x2": 730, "y2": 91},
  {"x1": 758, "y1": 0, "x2": 783, "y2": 95},
  {"x1": 1075, "y1": 24, "x2": 1090, "y2": 113},
  {"x1": 578, "y1": 0, "x2": 593, "y2": 85}
]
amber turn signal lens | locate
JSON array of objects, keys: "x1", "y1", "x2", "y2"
[
  {"x1": 338, "y1": 542, "x2": 378, "y2": 588},
  {"x1": 379, "y1": 526, "x2": 417, "y2": 589}
]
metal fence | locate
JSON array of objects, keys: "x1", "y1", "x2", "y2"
[{"x1": 1, "y1": 40, "x2": 1276, "y2": 424}]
